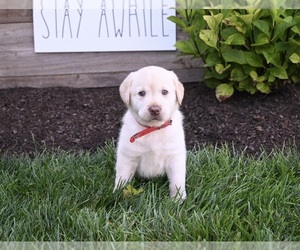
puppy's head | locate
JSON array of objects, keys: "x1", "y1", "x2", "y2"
[{"x1": 120, "y1": 66, "x2": 184, "y2": 127}]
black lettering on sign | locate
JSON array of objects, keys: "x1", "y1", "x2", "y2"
[
  {"x1": 99, "y1": 0, "x2": 109, "y2": 37},
  {"x1": 41, "y1": 9, "x2": 50, "y2": 39},
  {"x1": 76, "y1": 0, "x2": 84, "y2": 38},
  {"x1": 142, "y1": 0, "x2": 147, "y2": 37},
  {"x1": 112, "y1": 0, "x2": 124, "y2": 37},
  {"x1": 55, "y1": 0, "x2": 58, "y2": 38},
  {"x1": 162, "y1": 0, "x2": 169, "y2": 37},
  {"x1": 129, "y1": 0, "x2": 140, "y2": 37},
  {"x1": 150, "y1": 0, "x2": 157, "y2": 37},
  {"x1": 62, "y1": 0, "x2": 73, "y2": 38}
]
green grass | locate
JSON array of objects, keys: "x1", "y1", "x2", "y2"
[{"x1": 0, "y1": 142, "x2": 299, "y2": 241}]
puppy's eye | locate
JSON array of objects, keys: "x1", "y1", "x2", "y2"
[
  {"x1": 138, "y1": 91, "x2": 146, "y2": 97},
  {"x1": 162, "y1": 89, "x2": 169, "y2": 95}
]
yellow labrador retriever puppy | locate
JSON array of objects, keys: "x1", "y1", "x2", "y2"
[{"x1": 114, "y1": 66, "x2": 186, "y2": 200}]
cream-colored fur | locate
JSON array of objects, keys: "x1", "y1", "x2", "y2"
[{"x1": 114, "y1": 66, "x2": 187, "y2": 200}]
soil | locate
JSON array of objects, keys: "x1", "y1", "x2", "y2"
[{"x1": 1, "y1": 82, "x2": 300, "y2": 156}]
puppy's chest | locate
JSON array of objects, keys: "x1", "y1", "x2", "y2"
[{"x1": 136, "y1": 150, "x2": 168, "y2": 178}]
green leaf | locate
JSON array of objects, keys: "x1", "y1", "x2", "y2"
[
  {"x1": 216, "y1": 84, "x2": 234, "y2": 101},
  {"x1": 226, "y1": 19, "x2": 247, "y2": 34},
  {"x1": 176, "y1": 9, "x2": 188, "y2": 19},
  {"x1": 257, "y1": 82, "x2": 271, "y2": 94},
  {"x1": 245, "y1": 51, "x2": 264, "y2": 67},
  {"x1": 263, "y1": 52, "x2": 281, "y2": 67},
  {"x1": 291, "y1": 72, "x2": 300, "y2": 84},
  {"x1": 291, "y1": 24, "x2": 300, "y2": 35},
  {"x1": 250, "y1": 71, "x2": 268, "y2": 82},
  {"x1": 236, "y1": 13, "x2": 253, "y2": 28},
  {"x1": 203, "y1": 15, "x2": 219, "y2": 32},
  {"x1": 239, "y1": 78, "x2": 257, "y2": 94},
  {"x1": 203, "y1": 14, "x2": 223, "y2": 32},
  {"x1": 123, "y1": 184, "x2": 143, "y2": 198},
  {"x1": 214, "y1": 13, "x2": 224, "y2": 26},
  {"x1": 222, "y1": 12, "x2": 247, "y2": 34},
  {"x1": 195, "y1": 38, "x2": 209, "y2": 54},
  {"x1": 274, "y1": 42, "x2": 290, "y2": 52},
  {"x1": 223, "y1": 33, "x2": 246, "y2": 45},
  {"x1": 230, "y1": 67, "x2": 248, "y2": 82},
  {"x1": 253, "y1": 20, "x2": 270, "y2": 36},
  {"x1": 273, "y1": 17, "x2": 296, "y2": 41},
  {"x1": 183, "y1": 25, "x2": 197, "y2": 37},
  {"x1": 221, "y1": 48, "x2": 247, "y2": 64},
  {"x1": 254, "y1": 45, "x2": 274, "y2": 54},
  {"x1": 250, "y1": 71, "x2": 258, "y2": 80},
  {"x1": 221, "y1": 27, "x2": 238, "y2": 40},
  {"x1": 268, "y1": 73, "x2": 276, "y2": 83},
  {"x1": 288, "y1": 38, "x2": 300, "y2": 47},
  {"x1": 251, "y1": 33, "x2": 269, "y2": 46},
  {"x1": 221, "y1": 9, "x2": 233, "y2": 18},
  {"x1": 289, "y1": 53, "x2": 300, "y2": 64},
  {"x1": 199, "y1": 30, "x2": 218, "y2": 49},
  {"x1": 174, "y1": 40, "x2": 196, "y2": 55},
  {"x1": 204, "y1": 68, "x2": 229, "y2": 80},
  {"x1": 205, "y1": 51, "x2": 223, "y2": 67},
  {"x1": 269, "y1": 67, "x2": 289, "y2": 79},
  {"x1": 223, "y1": 15, "x2": 247, "y2": 33},
  {"x1": 270, "y1": 9, "x2": 286, "y2": 23},
  {"x1": 215, "y1": 64, "x2": 231, "y2": 74},
  {"x1": 167, "y1": 16, "x2": 186, "y2": 29},
  {"x1": 242, "y1": 65, "x2": 256, "y2": 75}
]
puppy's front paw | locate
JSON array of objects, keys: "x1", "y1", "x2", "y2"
[
  {"x1": 170, "y1": 189, "x2": 187, "y2": 202},
  {"x1": 113, "y1": 177, "x2": 125, "y2": 192}
]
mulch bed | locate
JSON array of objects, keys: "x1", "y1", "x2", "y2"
[{"x1": 1, "y1": 82, "x2": 300, "y2": 156}]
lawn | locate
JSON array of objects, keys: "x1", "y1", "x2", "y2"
[{"x1": 0, "y1": 141, "x2": 299, "y2": 241}]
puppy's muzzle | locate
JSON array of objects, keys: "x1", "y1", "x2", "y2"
[{"x1": 149, "y1": 105, "x2": 161, "y2": 117}]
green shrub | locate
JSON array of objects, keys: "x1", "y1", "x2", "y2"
[{"x1": 169, "y1": 9, "x2": 300, "y2": 101}]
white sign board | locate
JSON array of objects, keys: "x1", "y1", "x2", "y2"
[{"x1": 33, "y1": 0, "x2": 176, "y2": 53}]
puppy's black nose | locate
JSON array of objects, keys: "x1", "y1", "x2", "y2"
[{"x1": 149, "y1": 105, "x2": 161, "y2": 116}]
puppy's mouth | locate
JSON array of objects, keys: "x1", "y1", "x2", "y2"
[
  {"x1": 151, "y1": 117, "x2": 161, "y2": 121},
  {"x1": 140, "y1": 118, "x2": 161, "y2": 125},
  {"x1": 147, "y1": 115, "x2": 164, "y2": 122},
  {"x1": 140, "y1": 114, "x2": 163, "y2": 123},
  {"x1": 137, "y1": 116, "x2": 165, "y2": 127}
]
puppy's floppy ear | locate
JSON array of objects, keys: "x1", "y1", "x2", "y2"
[
  {"x1": 171, "y1": 71, "x2": 184, "y2": 105},
  {"x1": 119, "y1": 72, "x2": 135, "y2": 107}
]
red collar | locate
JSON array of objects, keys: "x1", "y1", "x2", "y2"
[{"x1": 130, "y1": 120, "x2": 172, "y2": 143}]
